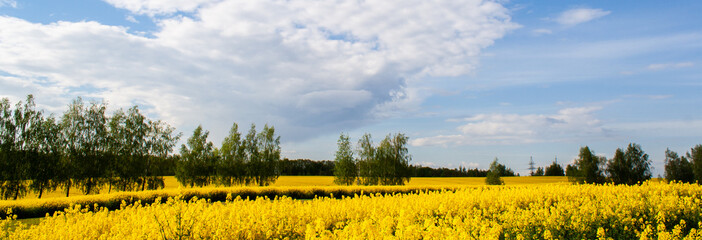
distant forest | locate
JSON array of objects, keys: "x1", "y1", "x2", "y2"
[{"x1": 278, "y1": 158, "x2": 509, "y2": 177}]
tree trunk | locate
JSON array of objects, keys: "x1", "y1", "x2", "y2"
[{"x1": 38, "y1": 187, "x2": 43, "y2": 199}]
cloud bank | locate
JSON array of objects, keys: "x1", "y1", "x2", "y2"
[
  {"x1": 411, "y1": 107, "x2": 606, "y2": 146},
  {"x1": 0, "y1": 0, "x2": 517, "y2": 142}
]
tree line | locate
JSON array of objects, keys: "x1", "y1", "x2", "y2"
[
  {"x1": 333, "y1": 133, "x2": 413, "y2": 185},
  {"x1": 662, "y1": 145, "x2": 702, "y2": 183},
  {"x1": 175, "y1": 123, "x2": 281, "y2": 187},
  {"x1": 0, "y1": 95, "x2": 180, "y2": 200},
  {"x1": 561, "y1": 143, "x2": 702, "y2": 185}
]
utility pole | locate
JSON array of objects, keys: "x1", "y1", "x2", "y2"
[{"x1": 528, "y1": 156, "x2": 535, "y2": 176}]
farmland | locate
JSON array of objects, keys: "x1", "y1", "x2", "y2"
[
  {"x1": 11, "y1": 176, "x2": 570, "y2": 200},
  {"x1": 2, "y1": 180, "x2": 701, "y2": 239}
]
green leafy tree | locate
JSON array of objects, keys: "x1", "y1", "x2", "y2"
[
  {"x1": 253, "y1": 124, "x2": 281, "y2": 186},
  {"x1": 242, "y1": 124, "x2": 259, "y2": 186},
  {"x1": 571, "y1": 146, "x2": 605, "y2": 184},
  {"x1": 29, "y1": 115, "x2": 62, "y2": 198},
  {"x1": 217, "y1": 123, "x2": 247, "y2": 186},
  {"x1": 688, "y1": 145, "x2": 702, "y2": 184},
  {"x1": 606, "y1": 148, "x2": 628, "y2": 184},
  {"x1": 544, "y1": 161, "x2": 565, "y2": 176},
  {"x1": 0, "y1": 95, "x2": 41, "y2": 199},
  {"x1": 107, "y1": 107, "x2": 148, "y2": 192},
  {"x1": 356, "y1": 133, "x2": 378, "y2": 185},
  {"x1": 176, "y1": 125, "x2": 216, "y2": 187},
  {"x1": 375, "y1": 133, "x2": 412, "y2": 185},
  {"x1": 565, "y1": 164, "x2": 577, "y2": 177},
  {"x1": 664, "y1": 148, "x2": 694, "y2": 183},
  {"x1": 107, "y1": 107, "x2": 180, "y2": 191},
  {"x1": 493, "y1": 162, "x2": 516, "y2": 176},
  {"x1": 74, "y1": 100, "x2": 110, "y2": 195},
  {"x1": 485, "y1": 158, "x2": 504, "y2": 185},
  {"x1": 58, "y1": 98, "x2": 86, "y2": 197},
  {"x1": 623, "y1": 143, "x2": 652, "y2": 185},
  {"x1": 143, "y1": 119, "x2": 179, "y2": 190},
  {"x1": 106, "y1": 109, "x2": 126, "y2": 192},
  {"x1": 333, "y1": 133, "x2": 356, "y2": 185},
  {"x1": 534, "y1": 167, "x2": 544, "y2": 176}
]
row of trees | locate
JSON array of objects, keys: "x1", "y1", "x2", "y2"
[
  {"x1": 333, "y1": 133, "x2": 413, "y2": 185},
  {"x1": 279, "y1": 158, "x2": 335, "y2": 176},
  {"x1": 412, "y1": 166, "x2": 490, "y2": 177},
  {"x1": 565, "y1": 143, "x2": 652, "y2": 185},
  {"x1": 566, "y1": 143, "x2": 702, "y2": 185},
  {"x1": 663, "y1": 145, "x2": 702, "y2": 183},
  {"x1": 0, "y1": 95, "x2": 180, "y2": 200},
  {"x1": 175, "y1": 123, "x2": 281, "y2": 187}
]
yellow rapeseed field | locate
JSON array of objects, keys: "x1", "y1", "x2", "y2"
[
  {"x1": 16, "y1": 176, "x2": 570, "y2": 199},
  {"x1": 2, "y1": 181, "x2": 701, "y2": 239}
]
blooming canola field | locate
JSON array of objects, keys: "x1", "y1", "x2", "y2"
[
  {"x1": 13, "y1": 176, "x2": 570, "y2": 199},
  {"x1": 2, "y1": 181, "x2": 702, "y2": 239}
]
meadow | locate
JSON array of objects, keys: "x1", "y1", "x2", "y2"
[{"x1": 2, "y1": 180, "x2": 701, "y2": 239}]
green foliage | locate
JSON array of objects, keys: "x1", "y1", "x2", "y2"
[
  {"x1": 144, "y1": 120, "x2": 180, "y2": 190},
  {"x1": 624, "y1": 143, "x2": 652, "y2": 184},
  {"x1": 356, "y1": 133, "x2": 412, "y2": 186},
  {"x1": 689, "y1": 145, "x2": 702, "y2": 184},
  {"x1": 608, "y1": 143, "x2": 652, "y2": 185},
  {"x1": 176, "y1": 125, "x2": 217, "y2": 187},
  {"x1": 376, "y1": 133, "x2": 412, "y2": 185},
  {"x1": 571, "y1": 146, "x2": 605, "y2": 184},
  {"x1": 606, "y1": 148, "x2": 627, "y2": 184},
  {"x1": 217, "y1": 123, "x2": 247, "y2": 186},
  {"x1": 254, "y1": 124, "x2": 281, "y2": 186},
  {"x1": 565, "y1": 164, "x2": 577, "y2": 177},
  {"x1": 534, "y1": 167, "x2": 544, "y2": 176},
  {"x1": 107, "y1": 107, "x2": 146, "y2": 192},
  {"x1": 28, "y1": 115, "x2": 62, "y2": 198},
  {"x1": 544, "y1": 161, "x2": 565, "y2": 176},
  {"x1": 333, "y1": 133, "x2": 356, "y2": 185},
  {"x1": 60, "y1": 98, "x2": 111, "y2": 195},
  {"x1": 0, "y1": 95, "x2": 180, "y2": 199},
  {"x1": 664, "y1": 148, "x2": 694, "y2": 183},
  {"x1": 203, "y1": 123, "x2": 281, "y2": 187},
  {"x1": 492, "y1": 162, "x2": 516, "y2": 177},
  {"x1": 485, "y1": 158, "x2": 504, "y2": 185},
  {"x1": 0, "y1": 95, "x2": 41, "y2": 199},
  {"x1": 356, "y1": 133, "x2": 377, "y2": 185}
]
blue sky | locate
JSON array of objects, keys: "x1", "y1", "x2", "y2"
[{"x1": 1, "y1": 0, "x2": 700, "y2": 176}]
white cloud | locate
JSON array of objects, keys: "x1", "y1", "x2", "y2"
[
  {"x1": 532, "y1": 28, "x2": 552, "y2": 35},
  {"x1": 556, "y1": 8, "x2": 610, "y2": 26},
  {"x1": 411, "y1": 107, "x2": 606, "y2": 146},
  {"x1": 0, "y1": 0, "x2": 517, "y2": 142},
  {"x1": 125, "y1": 15, "x2": 138, "y2": 23},
  {"x1": 0, "y1": 0, "x2": 16, "y2": 8},
  {"x1": 103, "y1": 0, "x2": 217, "y2": 15},
  {"x1": 647, "y1": 62, "x2": 694, "y2": 71}
]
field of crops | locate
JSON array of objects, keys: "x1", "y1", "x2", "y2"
[
  {"x1": 14, "y1": 176, "x2": 570, "y2": 199},
  {"x1": 2, "y1": 180, "x2": 701, "y2": 239}
]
